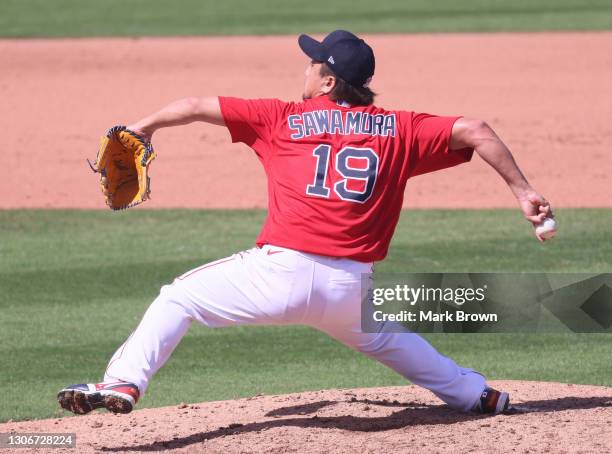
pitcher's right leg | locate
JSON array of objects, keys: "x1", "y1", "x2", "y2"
[
  {"x1": 334, "y1": 329, "x2": 487, "y2": 412},
  {"x1": 310, "y1": 262, "x2": 490, "y2": 413}
]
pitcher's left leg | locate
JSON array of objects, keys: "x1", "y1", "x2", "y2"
[{"x1": 58, "y1": 247, "x2": 309, "y2": 415}]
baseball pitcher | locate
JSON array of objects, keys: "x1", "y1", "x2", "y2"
[{"x1": 58, "y1": 30, "x2": 554, "y2": 417}]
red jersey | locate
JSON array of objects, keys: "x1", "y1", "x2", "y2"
[{"x1": 218, "y1": 95, "x2": 472, "y2": 262}]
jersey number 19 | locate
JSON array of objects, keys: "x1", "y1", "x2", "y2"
[{"x1": 306, "y1": 145, "x2": 379, "y2": 204}]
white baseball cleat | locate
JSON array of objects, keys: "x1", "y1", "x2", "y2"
[{"x1": 57, "y1": 381, "x2": 140, "y2": 415}]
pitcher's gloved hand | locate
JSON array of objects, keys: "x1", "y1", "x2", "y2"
[{"x1": 88, "y1": 125, "x2": 157, "y2": 210}]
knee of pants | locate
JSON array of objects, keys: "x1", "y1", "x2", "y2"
[
  {"x1": 351, "y1": 331, "x2": 396, "y2": 355},
  {"x1": 353, "y1": 332, "x2": 427, "y2": 366},
  {"x1": 152, "y1": 282, "x2": 196, "y2": 319}
]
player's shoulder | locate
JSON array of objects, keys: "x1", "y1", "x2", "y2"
[
  {"x1": 254, "y1": 97, "x2": 302, "y2": 116},
  {"x1": 365, "y1": 102, "x2": 414, "y2": 119},
  {"x1": 221, "y1": 96, "x2": 295, "y2": 110}
]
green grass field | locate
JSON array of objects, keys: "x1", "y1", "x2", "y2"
[
  {"x1": 1, "y1": 0, "x2": 611, "y2": 37},
  {"x1": 1, "y1": 209, "x2": 611, "y2": 422}
]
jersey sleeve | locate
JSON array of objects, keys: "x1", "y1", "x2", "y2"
[
  {"x1": 405, "y1": 112, "x2": 474, "y2": 178},
  {"x1": 218, "y1": 96, "x2": 285, "y2": 160}
]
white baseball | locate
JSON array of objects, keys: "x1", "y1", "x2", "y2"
[{"x1": 535, "y1": 217, "x2": 557, "y2": 239}]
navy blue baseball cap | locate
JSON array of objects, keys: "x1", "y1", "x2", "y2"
[{"x1": 298, "y1": 30, "x2": 375, "y2": 89}]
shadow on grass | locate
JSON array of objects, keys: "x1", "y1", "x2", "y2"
[{"x1": 100, "y1": 395, "x2": 611, "y2": 452}]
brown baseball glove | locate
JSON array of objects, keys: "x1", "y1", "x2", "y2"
[{"x1": 88, "y1": 125, "x2": 157, "y2": 210}]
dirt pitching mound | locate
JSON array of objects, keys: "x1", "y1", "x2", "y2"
[{"x1": 1, "y1": 380, "x2": 610, "y2": 453}]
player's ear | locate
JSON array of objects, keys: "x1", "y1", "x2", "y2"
[{"x1": 320, "y1": 74, "x2": 336, "y2": 95}]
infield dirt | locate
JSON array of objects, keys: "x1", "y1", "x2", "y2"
[
  {"x1": 1, "y1": 32, "x2": 611, "y2": 209},
  {"x1": 1, "y1": 381, "x2": 611, "y2": 453}
]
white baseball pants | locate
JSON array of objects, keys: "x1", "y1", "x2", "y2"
[{"x1": 104, "y1": 244, "x2": 486, "y2": 411}]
